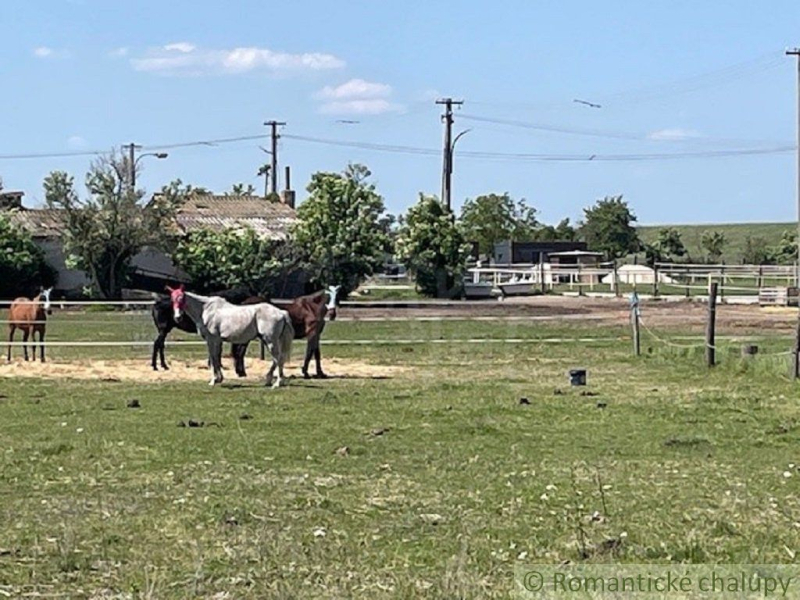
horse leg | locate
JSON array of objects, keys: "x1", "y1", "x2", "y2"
[
  {"x1": 159, "y1": 333, "x2": 169, "y2": 370},
  {"x1": 7, "y1": 325, "x2": 15, "y2": 362},
  {"x1": 302, "y1": 336, "x2": 315, "y2": 379},
  {"x1": 264, "y1": 338, "x2": 278, "y2": 388},
  {"x1": 39, "y1": 329, "x2": 45, "y2": 362},
  {"x1": 153, "y1": 331, "x2": 168, "y2": 370},
  {"x1": 314, "y1": 345, "x2": 327, "y2": 379},
  {"x1": 232, "y1": 343, "x2": 248, "y2": 377},
  {"x1": 207, "y1": 338, "x2": 224, "y2": 385},
  {"x1": 22, "y1": 330, "x2": 29, "y2": 361}
]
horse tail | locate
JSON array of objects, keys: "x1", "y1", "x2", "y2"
[{"x1": 279, "y1": 312, "x2": 293, "y2": 365}]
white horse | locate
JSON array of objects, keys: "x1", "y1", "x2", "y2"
[{"x1": 167, "y1": 285, "x2": 293, "y2": 387}]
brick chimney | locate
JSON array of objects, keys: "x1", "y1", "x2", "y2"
[{"x1": 280, "y1": 165, "x2": 295, "y2": 209}]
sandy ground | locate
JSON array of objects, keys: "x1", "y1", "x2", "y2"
[{"x1": 0, "y1": 357, "x2": 405, "y2": 383}]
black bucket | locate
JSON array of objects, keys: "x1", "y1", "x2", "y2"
[{"x1": 569, "y1": 369, "x2": 587, "y2": 386}]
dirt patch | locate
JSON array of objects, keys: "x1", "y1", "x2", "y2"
[{"x1": 0, "y1": 357, "x2": 406, "y2": 383}]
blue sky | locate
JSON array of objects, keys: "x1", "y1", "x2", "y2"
[{"x1": 2, "y1": 0, "x2": 800, "y2": 225}]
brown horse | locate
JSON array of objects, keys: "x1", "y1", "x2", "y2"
[
  {"x1": 233, "y1": 285, "x2": 340, "y2": 379},
  {"x1": 7, "y1": 288, "x2": 53, "y2": 362}
]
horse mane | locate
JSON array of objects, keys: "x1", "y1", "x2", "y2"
[{"x1": 303, "y1": 290, "x2": 327, "y2": 303}]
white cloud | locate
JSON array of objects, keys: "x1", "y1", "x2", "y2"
[
  {"x1": 67, "y1": 135, "x2": 87, "y2": 149},
  {"x1": 163, "y1": 42, "x2": 195, "y2": 53},
  {"x1": 108, "y1": 47, "x2": 129, "y2": 58},
  {"x1": 33, "y1": 46, "x2": 69, "y2": 59},
  {"x1": 317, "y1": 78, "x2": 391, "y2": 100},
  {"x1": 319, "y1": 99, "x2": 404, "y2": 115},
  {"x1": 315, "y1": 78, "x2": 404, "y2": 114},
  {"x1": 647, "y1": 128, "x2": 701, "y2": 141},
  {"x1": 130, "y1": 42, "x2": 345, "y2": 76}
]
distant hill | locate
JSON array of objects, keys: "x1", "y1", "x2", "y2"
[{"x1": 637, "y1": 222, "x2": 794, "y2": 263}]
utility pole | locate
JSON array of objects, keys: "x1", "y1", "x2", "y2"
[
  {"x1": 436, "y1": 98, "x2": 463, "y2": 212},
  {"x1": 264, "y1": 120, "x2": 286, "y2": 194},
  {"x1": 787, "y1": 48, "x2": 800, "y2": 378},
  {"x1": 124, "y1": 142, "x2": 141, "y2": 190}
]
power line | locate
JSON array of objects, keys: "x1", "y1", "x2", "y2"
[
  {"x1": 458, "y1": 113, "x2": 792, "y2": 147},
  {"x1": 467, "y1": 50, "x2": 784, "y2": 110},
  {"x1": 283, "y1": 132, "x2": 796, "y2": 162},
  {"x1": 0, "y1": 130, "x2": 795, "y2": 166},
  {"x1": 0, "y1": 149, "x2": 106, "y2": 160}
]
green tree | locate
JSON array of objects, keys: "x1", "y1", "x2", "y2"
[
  {"x1": 700, "y1": 230, "x2": 726, "y2": 264},
  {"x1": 396, "y1": 194, "x2": 470, "y2": 298},
  {"x1": 768, "y1": 231, "x2": 798, "y2": 265},
  {"x1": 0, "y1": 213, "x2": 56, "y2": 299},
  {"x1": 742, "y1": 235, "x2": 771, "y2": 265},
  {"x1": 644, "y1": 227, "x2": 687, "y2": 266},
  {"x1": 532, "y1": 218, "x2": 577, "y2": 242},
  {"x1": 229, "y1": 183, "x2": 257, "y2": 196},
  {"x1": 44, "y1": 152, "x2": 182, "y2": 298},
  {"x1": 579, "y1": 195, "x2": 640, "y2": 260},
  {"x1": 292, "y1": 164, "x2": 390, "y2": 296},
  {"x1": 172, "y1": 227, "x2": 298, "y2": 295},
  {"x1": 458, "y1": 193, "x2": 539, "y2": 256}
]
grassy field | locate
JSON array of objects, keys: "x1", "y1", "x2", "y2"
[
  {"x1": 2, "y1": 310, "x2": 800, "y2": 598},
  {"x1": 638, "y1": 222, "x2": 793, "y2": 264}
]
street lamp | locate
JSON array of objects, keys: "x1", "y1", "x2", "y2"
[{"x1": 125, "y1": 142, "x2": 168, "y2": 190}]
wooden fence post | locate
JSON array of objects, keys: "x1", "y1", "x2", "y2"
[
  {"x1": 613, "y1": 260, "x2": 620, "y2": 297},
  {"x1": 630, "y1": 292, "x2": 641, "y2": 357},
  {"x1": 652, "y1": 264, "x2": 659, "y2": 297},
  {"x1": 539, "y1": 260, "x2": 546, "y2": 294},
  {"x1": 793, "y1": 305, "x2": 800, "y2": 379},
  {"x1": 706, "y1": 282, "x2": 718, "y2": 368}
]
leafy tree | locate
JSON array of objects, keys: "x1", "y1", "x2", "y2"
[
  {"x1": 44, "y1": 152, "x2": 182, "y2": 298},
  {"x1": 644, "y1": 227, "x2": 687, "y2": 266},
  {"x1": 396, "y1": 194, "x2": 470, "y2": 298},
  {"x1": 172, "y1": 227, "x2": 298, "y2": 295},
  {"x1": 292, "y1": 164, "x2": 390, "y2": 296},
  {"x1": 768, "y1": 231, "x2": 798, "y2": 265},
  {"x1": 459, "y1": 193, "x2": 539, "y2": 256},
  {"x1": 532, "y1": 218, "x2": 577, "y2": 242},
  {"x1": 700, "y1": 230, "x2": 726, "y2": 264},
  {"x1": 229, "y1": 183, "x2": 257, "y2": 196},
  {"x1": 579, "y1": 195, "x2": 640, "y2": 260},
  {"x1": 0, "y1": 212, "x2": 56, "y2": 299},
  {"x1": 742, "y1": 235, "x2": 771, "y2": 265}
]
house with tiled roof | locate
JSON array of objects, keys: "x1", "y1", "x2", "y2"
[
  {"x1": 173, "y1": 194, "x2": 297, "y2": 239},
  {"x1": 4, "y1": 193, "x2": 299, "y2": 296}
]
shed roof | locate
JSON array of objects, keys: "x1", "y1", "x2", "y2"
[
  {"x1": 175, "y1": 194, "x2": 297, "y2": 239},
  {"x1": 7, "y1": 209, "x2": 64, "y2": 238},
  {"x1": 5, "y1": 194, "x2": 298, "y2": 240}
]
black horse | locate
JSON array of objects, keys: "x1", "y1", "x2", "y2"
[{"x1": 150, "y1": 287, "x2": 254, "y2": 371}]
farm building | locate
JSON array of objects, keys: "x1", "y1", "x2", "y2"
[
  {"x1": 492, "y1": 240, "x2": 587, "y2": 264},
  {"x1": 4, "y1": 193, "x2": 301, "y2": 297}
]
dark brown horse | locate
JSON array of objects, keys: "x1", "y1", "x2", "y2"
[
  {"x1": 233, "y1": 285, "x2": 340, "y2": 379},
  {"x1": 7, "y1": 288, "x2": 52, "y2": 362}
]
